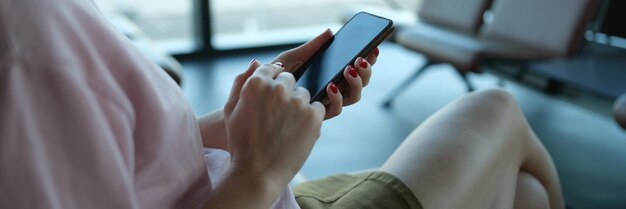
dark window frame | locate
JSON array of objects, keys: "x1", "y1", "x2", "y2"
[{"x1": 173, "y1": 0, "x2": 304, "y2": 60}]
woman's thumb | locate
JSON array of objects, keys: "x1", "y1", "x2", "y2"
[{"x1": 294, "y1": 29, "x2": 333, "y2": 57}]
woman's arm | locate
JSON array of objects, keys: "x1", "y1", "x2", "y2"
[{"x1": 197, "y1": 110, "x2": 228, "y2": 150}]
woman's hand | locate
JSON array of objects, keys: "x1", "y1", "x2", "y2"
[
  {"x1": 223, "y1": 60, "x2": 325, "y2": 192},
  {"x1": 205, "y1": 61, "x2": 325, "y2": 209},
  {"x1": 322, "y1": 52, "x2": 378, "y2": 119},
  {"x1": 197, "y1": 30, "x2": 380, "y2": 150},
  {"x1": 272, "y1": 30, "x2": 380, "y2": 120}
]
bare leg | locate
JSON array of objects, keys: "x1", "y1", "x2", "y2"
[{"x1": 380, "y1": 89, "x2": 563, "y2": 209}]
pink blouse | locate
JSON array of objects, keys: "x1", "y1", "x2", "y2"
[{"x1": 0, "y1": 0, "x2": 299, "y2": 208}]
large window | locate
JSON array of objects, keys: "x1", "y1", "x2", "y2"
[
  {"x1": 95, "y1": 0, "x2": 420, "y2": 54},
  {"x1": 94, "y1": 0, "x2": 196, "y2": 54},
  {"x1": 210, "y1": 0, "x2": 419, "y2": 50}
]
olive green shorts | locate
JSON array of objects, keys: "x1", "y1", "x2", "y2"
[{"x1": 293, "y1": 171, "x2": 423, "y2": 209}]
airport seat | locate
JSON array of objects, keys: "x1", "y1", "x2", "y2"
[{"x1": 383, "y1": 0, "x2": 598, "y2": 108}]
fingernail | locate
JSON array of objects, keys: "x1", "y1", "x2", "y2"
[
  {"x1": 324, "y1": 28, "x2": 332, "y2": 35},
  {"x1": 359, "y1": 59, "x2": 368, "y2": 69},
  {"x1": 249, "y1": 59, "x2": 257, "y2": 66},
  {"x1": 374, "y1": 47, "x2": 380, "y2": 56},
  {"x1": 348, "y1": 66, "x2": 358, "y2": 78},
  {"x1": 274, "y1": 62, "x2": 284, "y2": 68},
  {"x1": 330, "y1": 83, "x2": 338, "y2": 94}
]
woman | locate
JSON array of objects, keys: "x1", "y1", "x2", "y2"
[{"x1": 0, "y1": 0, "x2": 564, "y2": 208}]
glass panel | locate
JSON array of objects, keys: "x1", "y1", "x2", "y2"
[
  {"x1": 94, "y1": 0, "x2": 196, "y2": 54},
  {"x1": 210, "y1": 0, "x2": 420, "y2": 50}
]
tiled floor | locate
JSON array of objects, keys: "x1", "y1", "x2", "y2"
[{"x1": 181, "y1": 42, "x2": 626, "y2": 209}]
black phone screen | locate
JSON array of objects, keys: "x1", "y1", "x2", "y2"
[{"x1": 297, "y1": 12, "x2": 393, "y2": 102}]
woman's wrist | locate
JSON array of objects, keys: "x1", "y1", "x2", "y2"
[
  {"x1": 204, "y1": 164, "x2": 283, "y2": 209},
  {"x1": 197, "y1": 109, "x2": 228, "y2": 149},
  {"x1": 229, "y1": 165, "x2": 283, "y2": 198}
]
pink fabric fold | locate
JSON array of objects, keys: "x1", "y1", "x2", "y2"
[{"x1": 0, "y1": 0, "x2": 299, "y2": 208}]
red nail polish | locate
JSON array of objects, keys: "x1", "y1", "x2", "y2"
[
  {"x1": 359, "y1": 59, "x2": 368, "y2": 69},
  {"x1": 374, "y1": 48, "x2": 379, "y2": 56},
  {"x1": 348, "y1": 66, "x2": 358, "y2": 78},
  {"x1": 330, "y1": 83, "x2": 338, "y2": 94}
]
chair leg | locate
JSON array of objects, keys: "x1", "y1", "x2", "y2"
[
  {"x1": 456, "y1": 70, "x2": 475, "y2": 92},
  {"x1": 514, "y1": 63, "x2": 528, "y2": 81},
  {"x1": 382, "y1": 61, "x2": 435, "y2": 108}
]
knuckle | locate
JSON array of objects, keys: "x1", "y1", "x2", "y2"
[
  {"x1": 262, "y1": 63, "x2": 278, "y2": 70},
  {"x1": 354, "y1": 95, "x2": 361, "y2": 103},
  {"x1": 296, "y1": 87, "x2": 311, "y2": 97},
  {"x1": 305, "y1": 107, "x2": 318, "y2": 120},
  {"x1": 247, "y1": 75, "x2": 265, "y2": 87},
  {"x1": 234, "y1": 73, "x2": 246, "y2": 82},
  {"x1": 364, "y1": 69, "x2": 372, "y2": 76},
  {"x1": 257, "y1": 64, "x2": 275, "y2": 74},
  {"x1": 336, "y1": 105, "x2": 343, "y2": 115},
  {"x1": 314, "y1": 104, "x2": 325, "y2": 118},
  {"x1": 304, "y1": 89, "x2": 314, "y2": 98},
  {"x1": 277, "y1": 73, "x2": 296, "y2": 86},
  {"x1": 271, "y1": 83, "x2": 288, "y2": 97},
  {"x1": 290, "y1": 97, "x2": 306, "y2": 108},
  {"x1": 277, "y1": 51, "x2": 290, "y2": 58},
  {"x1": 331, "y1": 106, "x2": 342, "y2": 117},
  {"x1": 346, "y1": 92, "x2": 361, "y2": 104},
  {"x1": 280, "y1": 72, "x2": 296, "y2": 82}
]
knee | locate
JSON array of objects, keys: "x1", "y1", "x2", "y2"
[
  {"x1": 514, "y1": 172, "x2": 550, "y2": 209},
  {"x1": 471, "y1": 88, "x2": 515, "y2": 106},
  {"x1": 614, "y1": 94, "x2": 626, "y2": 130},
  {"x1": 456, "y1": 88, "x2": 518, "y2": 113}
]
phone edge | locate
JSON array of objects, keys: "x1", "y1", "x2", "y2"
[{"x1": 310, "y1": 13, "x2": 395, "y2": 103}]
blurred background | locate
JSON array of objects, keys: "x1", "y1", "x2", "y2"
[
  {"x1": 95, "y1": 0, "x2": 420, "y2": 51},
  {"x1": 93, "y1": 0, "x2": 626, "y2": 208}
]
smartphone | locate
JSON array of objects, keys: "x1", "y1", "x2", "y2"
[{"x1": 294, "y1": 12, "x2": 394, "y2": 103}]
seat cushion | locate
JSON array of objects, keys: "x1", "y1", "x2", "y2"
[
  {"x1": 395, "y1": 22, "x2": 482, "y2": 72},
  {"x1": 483, "y1": 0, "x2": 598, "y2": 56},
  {"x1": 479, "y1": 37, "x2": 560, "y2": 61},
  {"x1": 418, "y1": 0, "x2": 492, "y2": 34},
  {"x1": 396, "y1": 21, "x2": 560, "y2": 71}
]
